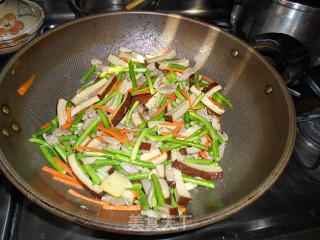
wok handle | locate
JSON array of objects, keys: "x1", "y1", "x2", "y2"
[{"x1": 249, "y1": 33, "x2": 310, "y2": 85}]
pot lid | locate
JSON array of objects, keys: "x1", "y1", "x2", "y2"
[{"x1": 0, "y1": 0, "x2": 44, "y2": 49}]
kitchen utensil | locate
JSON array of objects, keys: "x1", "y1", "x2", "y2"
[
  {"x1": 231, "y1": 0, "x2": 320, "y2": 67},
  {"x1": 0, "y1": 12, "x2": 296, "y2": 234}
]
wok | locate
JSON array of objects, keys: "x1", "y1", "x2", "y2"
[{"x1": 0, "y1": 12, "x2": 296, "y2": 234}]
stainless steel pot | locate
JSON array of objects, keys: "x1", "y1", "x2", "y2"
[{"x1": 231, "y1": 0, "x2": 320, "y2": 67}]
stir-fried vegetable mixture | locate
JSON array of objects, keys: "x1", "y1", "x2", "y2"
[{"x1": 30, "y1": 47, "x2": 233, "y2": 219}]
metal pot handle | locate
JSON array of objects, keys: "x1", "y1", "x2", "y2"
[{"x1": 249, "y1": 33, "x2": 310, "y2": 85}]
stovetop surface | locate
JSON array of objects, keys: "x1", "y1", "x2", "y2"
[{"x1": 1, "y1": 1, "x2": 320, "y2": 239}]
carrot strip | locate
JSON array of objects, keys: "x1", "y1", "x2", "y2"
[
  {"x1": 74, "y1": 146, "x2": 105, "y2": 153},
  {"x1": 207, "y1": 97, "x2": 225, "y2": 110},
  {"x1": 159, "y1": 121, "x2": 184, "y2": 127},
  {"x1": 131, "y1": 190, "x2": 140, "y2": 199},
  {"x1": 166, "y1": 67, "x2": 184, "y2": 74},
  {"x1": 201, "y1": 75, "x2": 215, "y2": 83},
  {"x1": 61, "y1": 120, "x2": 74, "y2": 130},
  {"x1": 204, "y1": 134, "x2": 211, "y2": 147},
  {"x1": 173, "y1": 121, "x2": 184, "y2": 136},
  {"x1": 42, "y1": 166, "x2": 83, "y2": 189},
  {"x1": 68, "y1": 189, "x2": 108, "y2": 206},
  {"x1": 179, "y1": 205, "x2": 187, "y2": 213},
  {"x1": 178, "y1": 89, "x2": 191, "y2": 107},
  {"x1": 111, "y1": 127, "x2": 133, "y2": 135},
  {"x1": 42, "y1": 165, "x2": 65, "y2": 176},
  {"x1": 103, "y1": 204, "x2": 142, "y2": 211},
  {"x1": 189, "y1": 106, "x2": 202, "y2": 110},
  {"x1": 17, "y1": 74, "x2": 36, "y2": 96},
  {"x1": 161, "y1": 120, "x2": 184, "y2": 137},
  {"x1": 159, "y1": 131, "x2": 170, "y2": 136},
  {"x1": 150, "y1": 100, "x2": 171, "y2": 118},
  {"x1": 107, "y1": 116, "x2": 114, "y2": 128},
  {"x1": 173, "y1": 133, "x2": 188, "y2": 139},
  {"x1": 159, "y1": 49, "x2": 170, "y2": 55},
  {"x1": 205, "y1": 133, "x2": 211, "y2": 141},
  {"x1": 94, "y1": 136, "x2": 105, "y2": 142},
  {"x1": 166, "y1": 94, "x2": 177, "y2": 101},
  {"x1": 83, "y1": 137, "x2": 94, "y2": 147},
  {"x1": 110, "y1": 80, "x2": 122, "y2": 94},
  {"x1": 91, "y1": 104, "x2": 115, "y2": 114},
  {"x1": 199, "y1": 151, "x2": 208, "y2": 159},
  {"x1": 41, "y1": 121, "x2": 52, "y2": 129},
  {"x1": 52, "y1": 156, "x2": 75, "y2": 177},
  {"x1": 96, "y1": 126, "x2": 127, "y2": 143},
  {"x1": 52, "y1": 175, "x2": 84, "y2": 189},
  {"x1": 66, "y1": 106, "x2": 72, "y2": 122},
  {"x1": 132, "y1": 132, "x2": 139, "y2": 138}
]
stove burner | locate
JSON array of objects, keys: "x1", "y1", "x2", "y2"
[{"x1": 295, "y1": 107, "x2": 320, "y2": 181}]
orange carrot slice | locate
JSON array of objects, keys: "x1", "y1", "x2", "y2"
[
  {"x1": 17, "y1": 74, "x2": 36, "y2": 96},
  {"x1": 150, "y1": 100, "x2": 171, "y2": 118},
  {"x1": 68, "y1": 189, "x2": 108, "y2": 206},
  {"x1": 42, "y1": 165, "x2": 66, "y2": 176},
  {"x1": 94, "y1": 136, "x2": 105, "y2": 142},
  {"x1": 52, "y1": 156, "x2": 75, "y2": 177},
  {"x1": 103, "y1": 204, "x2": 142, "y2": 211},
  {"x1": 172, "y1": 133, "x2": 188, "y2": 139},
  {"x1": 52, "y1": 175, "x2": 84, "y2": 189},
  {"x1": 166, "y1": 67, "x2": 185, "y2": 74},
  {"x1": 42, "y1": 166, "x2": 83, "y2": 189},
  {"x1": 179, "y1": 205, "x2": 187, "y2": 213},
  {"x1": 178, "y1": 88, "x2": 191, "y2": 107},
  {"x1": 97, "y1": 126, "x2": 127, "y2": 143},
  {"x1": 201, "y1": 75, "x2": 215, "y2": 83},
  {"x1": 189, "y1": 106, "x2": 202, "y2": 110},
  {"x1": 165, "y1": 94, "x2": 177, "y2": 101},
  {"x1": 204, "y1": 134, "x2": 211, "y2": 147},
  {"x1": 60, "y1": 120, "x2": 74, "y2": 130},
  {"x1": 111, "y1": 80, "x2": 122, "y2": 94},
  {"x1": 41, "y1": 121, "x2": 52, "y2": 129},
  {"x1": 66, "y1": 106, "x2": 72, "y2": 122},
  {"x1": 159, "y1": 121, "x2": 184, "y2": 127},
  {"x1": 207, "y1": 97, "x2": 225, "y2": 110},
  {"x1": 199, "y1": 151, "x2": 208, "y2": 159},
  {"x1": 91, "y1": 104, "x2": 115, "y2": 114},
  {"x1": 159, "y1": 49, "x2": 170, "y2": 55}
]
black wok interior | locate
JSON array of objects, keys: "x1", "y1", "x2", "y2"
[{"x1": 0, "y1": 12, "x2": 296, "y2": 233}]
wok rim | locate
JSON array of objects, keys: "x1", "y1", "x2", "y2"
[{"x1": 0, "y1": 11, "x2": 296, "y2": 234}]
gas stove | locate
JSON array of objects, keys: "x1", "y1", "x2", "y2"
[{"x1": 1, "y1": 1, "x2": 320, "y2": 239}]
